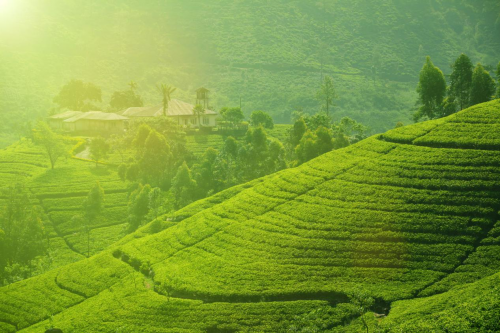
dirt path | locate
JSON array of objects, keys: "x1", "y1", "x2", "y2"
[{"x1": 75, "y1": 146, "x2": 91, "y2": 160}]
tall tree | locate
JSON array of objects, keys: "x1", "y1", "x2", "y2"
[
  {"x1": 171, "y1": 162, "x2": 197, "y2": 209},
  {"x1": 83, "y1": 182, "x2": 105, "y2": 257},
  {"x1": 316, "y1": 75, "x2": 337, "y2": 116},
  {"x1": 53, "y1": 80, "x2": 102, "y2": 111},
  {"x1": 109, "y1": 89, "x2": 143, "y2": 111},
  {"x1": 0, "y1": 229, "x2": 5, "y2": 281},
  {"x1": 250, "y1": 110, "x2": 274, "y2": 129},
  {"x1": 220, "y1": 107, "x2": 245, "y2": 128},
  {"x1": 193, "y1": 104, "x2": 205, "y2": 127},
  {"x1": 89, "y1": 136, "x2": 110, "y2": 167},
  {"x1": 158, "y1": 84, "x2": 176, "y2": 117},
  {"x1": 294, "y1": 126, "x2": 333, "y2": 165},
  {"x1": 128, "y1": 184, "x2": 152, "y2": 231},
  {"x1": 194, "y1": 148, "x2": 220, "y2": 197},
  {"x1": 148, "y1": 187, "x2": 163, "y2": 221},
  {"x1": 449, "y1": 53, "x2": 473, "y2": 110},
  {"x1": 0, "y1": 184, "x2": 46, "y2": 279},
  {"x1": 333, "y1": 117, "x2": 368, "y2": 145},
  {"x1": 221, "y1": 136, "x2": 239, "y2": 187},
  {"x1": 414, "y1": 56, "x2": 447, "y2": 121},
  {"x1": 32, "y1": 122, "x2": 68, "y2": 169},
  {"x1": 139, "y1": 130, "x2": 172, "y2": 186},
  {"x1": 109, "y1": 134, "x2": 128, "y2": 163},
  {"x1": 470, "y1": 63, "x2": 496, "y2": 106},
  {"x1": 133, "y1": 123, "x2": 152, "y2": 157},
  {"x1": 289, "y1": 117, "x2": 307, "y2": 149},
  {"x1": 266, "y1": 139, "x2": 287, "y2": 174},
  {"x1": 495, "y1": 61, "x2": 500, "y2": 98}
]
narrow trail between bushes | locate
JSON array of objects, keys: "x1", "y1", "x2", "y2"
[{"x1": 74, "y1": 146, "x2": 90, "y2": 160}]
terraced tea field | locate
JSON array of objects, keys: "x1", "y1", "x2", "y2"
[
  {"x1": 2, "y1": 100, "x2": 500, "y2": 332},
  {"x1": 185, "y1": 124, "x2": 291, "y2": 157},
  {"x1": 0, "y1": 139, "x2": 129, "y2": 275}
]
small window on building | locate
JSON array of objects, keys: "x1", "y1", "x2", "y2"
[
  {"x1": 190, "y1": 118, "x2": 197, "y2": 125},
  {"x1": 203, "y1": 117, "x2": 209, "y2": 125},
  {"x1": 185, "y1": 119, "x2": 188, "y2": 125}
]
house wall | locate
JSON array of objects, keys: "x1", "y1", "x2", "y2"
[
  {"x1": 63, "y1": 120, "x2": 125, "y2": 134},
  {"x1": 48, "y1": 119, "x2": 63, "y2": 131},
  {"x1": 173, "y1": 115, "x2": 217, "y2": 127}
]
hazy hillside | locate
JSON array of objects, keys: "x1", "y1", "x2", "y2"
[
  {"x1": 2, "y1": 100, "x2": 500, "y2": 332},
  {"x1": 1, "y1": 0, "x2": 499, "y2": 133}
]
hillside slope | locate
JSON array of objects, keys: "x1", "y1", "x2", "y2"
[
  {"x1": 2, "y1": 100, "x2": 500, "y2": 332},
  {"x1": 1, "y1": 0, "x2": 499, "y2": 131}
]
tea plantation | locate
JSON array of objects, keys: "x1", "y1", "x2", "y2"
[
  {"x1": 2, "y1": 100, "x2": 500, "y2": 332},
  {"x1": 0, "y1": 139, "x2": 129, "y2": 275}
]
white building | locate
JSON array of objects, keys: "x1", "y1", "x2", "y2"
[{"x1": 120, "y1": 99, "x2": 218, "y2": 128}]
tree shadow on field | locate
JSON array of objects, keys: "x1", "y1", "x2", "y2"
[{"x1": 88, "y1": 165, "x2": 111, "y2": 176}]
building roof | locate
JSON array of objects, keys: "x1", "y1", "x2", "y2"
[
  {"x1": 120, "y1": 99, "x2": 217, "y2": 118},
  {"x1": 48, "y1": 111, "x2": 84, "y2": 120},
  {"x1": 63, "y1": 111, "x2": 129, "y2": 123}
]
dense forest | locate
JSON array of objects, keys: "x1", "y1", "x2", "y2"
[{"x1": 1, "y1": 0, "x2": 500, "y2": 141}]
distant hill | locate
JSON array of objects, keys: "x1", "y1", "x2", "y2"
[
  {"x1": 1, "y1": 0, "x2": 499, "y2": 132},
  {"x1": 2, "y1": 99, "x2": 500, "y2": 332}
]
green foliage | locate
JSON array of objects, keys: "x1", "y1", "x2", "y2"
[
  {"x1": 109, "y1": 85, "x2": 143, "y2": 111},
  {"x1": 158, "y1": 84, "x2": 176, "y2": 117},
  {"x1": 382, "y1": 273, "x2": 500, "y2": 332},
  {"x1": 82, "y1": 181, "x2": 105, "y2": 256},
  {"x1": 89, "y1": 136, "x2": 110, "y2": 166},
  {"x1": 333, "y1": 117, "x2": 369, "y2": 144},
  {"x1": 348, "y1": 289, "x2": 375, "y2": 333},
  {"x1": 32, "y1": 122, "x2": 68, "y2": 169},
  {"x1": 496, "y1": 61, "x2": 500, "y2": 98},
  {"x1": 172, "y1": 162, "x2": 197, "y2": 209},
  {"x1": 2, "y1": 1, "x2": 500, "y2": 136},
  {"x1": 0, "y1": 184, "x2": 46, "y2": 282},
  {"x1": 316, "y1": 75, "x2": 337, "y2": 116},
  {"x1": 133, "y1": 123, "x2": 153, "y2": 155},
  {"x1": 281, "y1": 304, "x2": 358, "y2": 332},
  {"x1": 192, "y1": 104, "x2": 205, "y2": 126},
  {"x1": 83, "y1": 181, "x2": 105, "y2": 223},
  {"x1": 193, "y1": 148, "x2": 221, "y2": 197},
  {"x1": 250, "y1": 110, "x2": 274, "y2": 129},
  {"x1": 289, "y1": 117, "x2": 307, "y2": 150},
  {"x1": 449, "y1": 53, "x2": 473, "y2": 111},
  {"x1": 139, "y1": 130, "x2": 172, "y2": 186},
  {"x1": 147, "y1": 187, "x2": 164, "y2": 220},
  {"x1": 295, "y1": 127, "x2": 333, "y2": 165},
  {"x1": 53, "y1": 79, "x2": 102, "y2": 111},
  {"x1": 414, "y1": 56, "x2": 447, "y2": 121},
  {"x1": 128, "y1": 184, "x2": 152, "y2": 231},
  {"x1": 3, "y1": 100, "x2": 500, "y2": 331},
  {"x1": 220, "y1": 107, "x2": 245, "y2": 127},
  {"x1": 470, "y1": 63, "x2": 496, "y2": 106}
]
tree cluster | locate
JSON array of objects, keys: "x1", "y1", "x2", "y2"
[
  {"x1": 288, "y1": 113, "x2": 368, "y2": 165},
  {"x1": 0, "y1": 184, "x2": 47, "y2": 284},
  {"x1": 414, "y1": 54, "x2": 498, "y2": 121}
]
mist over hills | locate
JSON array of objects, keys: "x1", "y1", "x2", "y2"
[{"x1": 1, "y1": 0, "x2": 499, "y2": 133}]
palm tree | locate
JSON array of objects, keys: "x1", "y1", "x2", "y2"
[
  {"x1": 128, "y1": 80, "x2": 138, "y2": 91},
  {"x1": 158, "y1": 84, "x2": 176, "y2": 117},
  {"x1": 193, "y1": 104, "x2": 205, "y2": 127}
]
